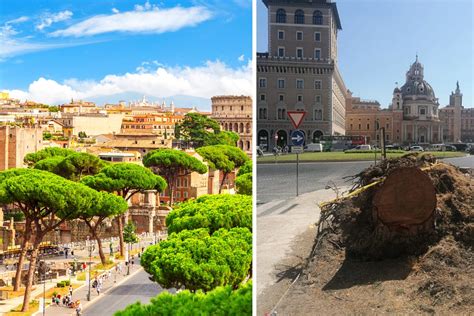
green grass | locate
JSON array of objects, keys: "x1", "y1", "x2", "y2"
[{"x1": 257, "y1": 151, "x2": 466, "y2": 163}]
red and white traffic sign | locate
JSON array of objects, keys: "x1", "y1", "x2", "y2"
[{"x1": 287, "y1": 111, "x2": 307, "y2": 129}]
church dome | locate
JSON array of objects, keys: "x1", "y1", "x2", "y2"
[{"x1": 400, "y1": 57, "x2": 436, "y2": 100}]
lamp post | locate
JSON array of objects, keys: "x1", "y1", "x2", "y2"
[
  {"x1": 40, "y1": 261, "x2": 50, "y2": 316},
  {"x1": 86, "y1": 236, "x2": 94, "y2": 301},
  {"x1": 127, "y1": 242, "x2": 130, "y2": 276}
]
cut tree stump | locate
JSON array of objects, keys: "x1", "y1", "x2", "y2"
[{"x1": 373, "y1": 167, "x2": 436, "y2": 231}]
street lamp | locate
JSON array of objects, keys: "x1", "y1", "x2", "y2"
[
  {"x1": 127, "y1": 242, "x2": 131, "y2": 276},
  {"x1": 38, "y1": 261, "x2": 50, "y2": 316},
  {"x1": 86, "y1": 236, "x2": 95, "y2": 301}
]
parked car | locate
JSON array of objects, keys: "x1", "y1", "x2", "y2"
[
  {"x1": 354, "y1": 144, "x2": 372, "y2": 151},
  {"x1": 304, "y1": 143, "x2": 323, "y2": 152},
  {"x1": 409, "y1": 145, "x2": 424, "y2": 152}
]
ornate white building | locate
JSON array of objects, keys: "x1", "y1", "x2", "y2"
[{"x1": 391, "y1": 57, "x2": 443, "y2": 144}]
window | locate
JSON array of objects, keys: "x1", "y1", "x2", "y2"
[
  {"x1": 296, "y1": 79, "x2": 304, "y2": 89},
  {"x1": 259, "y1": 78, "x2": 267, "y2": 88},
  {"x1": 278, "y1": 30, "x2": 284, "y2": 40},
  {"x1": 183, "y1": 191, "x2": 188, "y2": 199},
  {"x1": 277, "y1": 108, "x2": 286, "y2": 120},
  {"x1": 294, "y1": 9, "x2": 305, "y2": 24},
  {"x1": 358, "y1": 124, "x2": 361, "y2": 130},
  {"x1": 367, "y1": 124, "x2": 370, "y2": 130},
  {"x1": 297, "y1": 95, "x2": 303, "y2": 102},
  {"x1": 258, "y1": 108, "x2": 267, "y2": 119},
  {"x1": 278, "y1": 47, "x2": 285, "y2": 57},
  {"x1": 314, "y1": 49, "x2": 321, "y2": 59},
  {"x1": 313, "y1": 10, "x2": 323, "y2": 25},
  {"x1": 279, "y1": 94, "x2": 284, "y2": 101},
  {"x1": 314, "y1": 32, "x2": 321, "y2": 42},
  {"x1": 315, "y1": 95, "x2": 321, "y2": 103},
  {"x1": 278, "y1": 79, "x2": 285, "y2": 89},
  {"x1": 296, "y1": 31, "x2": 303, "y2": 40},
  {"x1": 260, "y1": 94, "x2": 266, "y2": 101},
  {"x1": 314, "y1": 109, "x2": 322, "y2": 120},
  {"x1": 314, "y1": 80, "x2": 322, "y2": 90},
  {"x1": 420, "y1": 108, "x2": 426, "y2": 115},
  {"x1": 276, "y1": 9, "x2": 286, "y2": 23},
  {"x1": 296, "y1": 48, "x2": 303, "y2": 58}
]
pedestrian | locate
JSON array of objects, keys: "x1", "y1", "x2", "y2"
[
  {"x1": 76, "y1": 300, "x2": 82, "y2": 316},
  {"x1": 69, "y1": 285, "x2": 73, "y2": 297},
  {"x1": 96, "y1": 284, "x2": 101, "y2": 296},
  {"x1": 65, "y1": 248, "x2": 69, "y2": 259},
  {"x1": 131, "y1": 258, "x2": 135, "y2": 268},
  {"x1": 71, "y1": 250, "x2": 75, "y2": 257},
  {"x1": 108, "y1": 270, "x2": 112, "y2": 279}
]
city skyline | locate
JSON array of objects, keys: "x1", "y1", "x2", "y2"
[
  {"x1": 0, "y1": 0, "x2": 252, "y2": 109},
  {"x1": 257, "y1": 0, "x2": 473, "y2": 108}
]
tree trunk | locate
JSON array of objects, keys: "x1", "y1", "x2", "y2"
[
  {"x1": 21, "y1": 239, "x2": 41, "y2": 312},
  {"x1": 219, "y1": 172, "x2": 228, "y2": 194},
  {"x1": 96, "y1": 234, "x2": 106, "y2": 265},
  {"x1": 118, "y1": 215, "x2": 125, "y2": 257},
  {"x1": 13, "y1": 219, "x2": 31, "y2": 291},
  {"x1": 86, "y1": 219, "x2": 107, "y2": 265}
]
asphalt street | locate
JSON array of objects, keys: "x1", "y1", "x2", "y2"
[
  {"x1": 257, "y1": 160, "x2": 372, "y2": 204},
  {"x1": 82, "y1": 263, "x2": 169, "y2": 315},
  {"x1": 257, "y1": 155, "x2": 473, "y2": 205}
]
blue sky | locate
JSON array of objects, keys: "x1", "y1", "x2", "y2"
[
  {"x1": 258, "y1": 0, "x2": 473, "y2": 108},
  {"x1": 0, "y1": 0, "x2": 252, "y2": 109}
]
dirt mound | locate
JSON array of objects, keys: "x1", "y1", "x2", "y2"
[{"x1": 295, "y1": 153, "x2": 474, "y2": 314}]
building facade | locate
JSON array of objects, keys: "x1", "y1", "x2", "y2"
[
  {"x1": 345, "y1": 58, "x2": 468, "y2": 146},
  {"x1": 0, "y1": 125, "x2": 44, "y2": 170},
  {"x1": 257, "y1": 0, "x2": 347, "y2": 151},
  {"x1": 211, "y1": 95, "x2": 252, "y2": 154},
  {"x1": 439, "y1": 82, "x2": 474, "y2": 143}
]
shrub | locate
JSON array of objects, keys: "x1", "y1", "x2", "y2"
[
  {"x1": 141, "y1": 228, "x2": 252, "y2": 292},
  {"x1": 115, "y1": 282, "x2": 252, "y2": 316},
  {"x1": 166, "y1": 194, "x2": 252, "y2": 234}
]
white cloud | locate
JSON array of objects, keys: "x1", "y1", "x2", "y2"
[
  {"x1": 0, "y1": 21, "x2": 98, "y2": 60},
  {"x1": 36, "y1": 10, "x2": 73, "y2": 31},
  {"x1": 238, "y1": 54, "x2": 245, "y2": 62},
  {"x1": 50, "y1": 5, "x2": 212, "y2": 37},
  {"x1": 0, "y1": 23, "x2": 68, "y2": 60},
  {"x1": 112, "y1": 8, "x2": 120, "y2": 14},
  {"x1": 7, "y1": 60, "x2": 253, "y2": 105},
  {"x1": 6, "y1": 16, "x2": 30, "y2": 24}
]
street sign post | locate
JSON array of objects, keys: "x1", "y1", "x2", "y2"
[{"x1": 287, "y1": 112, "x2": 307, "y2": 197}]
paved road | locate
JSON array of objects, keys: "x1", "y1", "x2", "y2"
[
  {"x1": 257, "y1": 160, "x2": 372, "y2": 204},
  {"x1": 83, "y1": 264, "x2": 169, "y2": 315},
  {"x1": 257, "y1": 155, "x2": 473, "y2": 205}
]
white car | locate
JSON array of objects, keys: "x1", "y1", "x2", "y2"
[
  {"x1": 354, "y1": 144, "x2": 372, "y2": 151},
  {"x1": 305, "y1": 143, "x2": 323, "y2": 152},
  {"x1": 410, "y1": 146, "x2": 424, "y2": 152}
]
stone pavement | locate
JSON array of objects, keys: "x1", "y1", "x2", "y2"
[{"x1": 256, "y1": 186, "x2": 349, "y2": 296}]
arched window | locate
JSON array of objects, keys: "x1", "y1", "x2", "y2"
[
  {"x1": 294, "y1": 10, "x2": 305, "y2": 24},
  {"x1": 313, "y1": 10, "x2": 323, "y2": 25},
  {"x1": 276, "y1": 9, "x2": 286, "y2": 23}
]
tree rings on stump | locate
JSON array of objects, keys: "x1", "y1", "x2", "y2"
[{"x1": 373, "y1": 167, "x2": 436, "y2": 231}]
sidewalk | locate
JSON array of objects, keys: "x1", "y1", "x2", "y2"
[
  {"x1": 256, "y1": 187, "x2": 349, "y2": 296},
  {"x1": 36, "y1": 263, "x2": 143, "y2": 316},
  {"x1": 0, "y1": 274, "x2": 72, "y2": 314}
]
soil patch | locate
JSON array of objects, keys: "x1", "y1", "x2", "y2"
[{"x1": 272, "y1": 154, "x2": 473, "y2": 315}]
